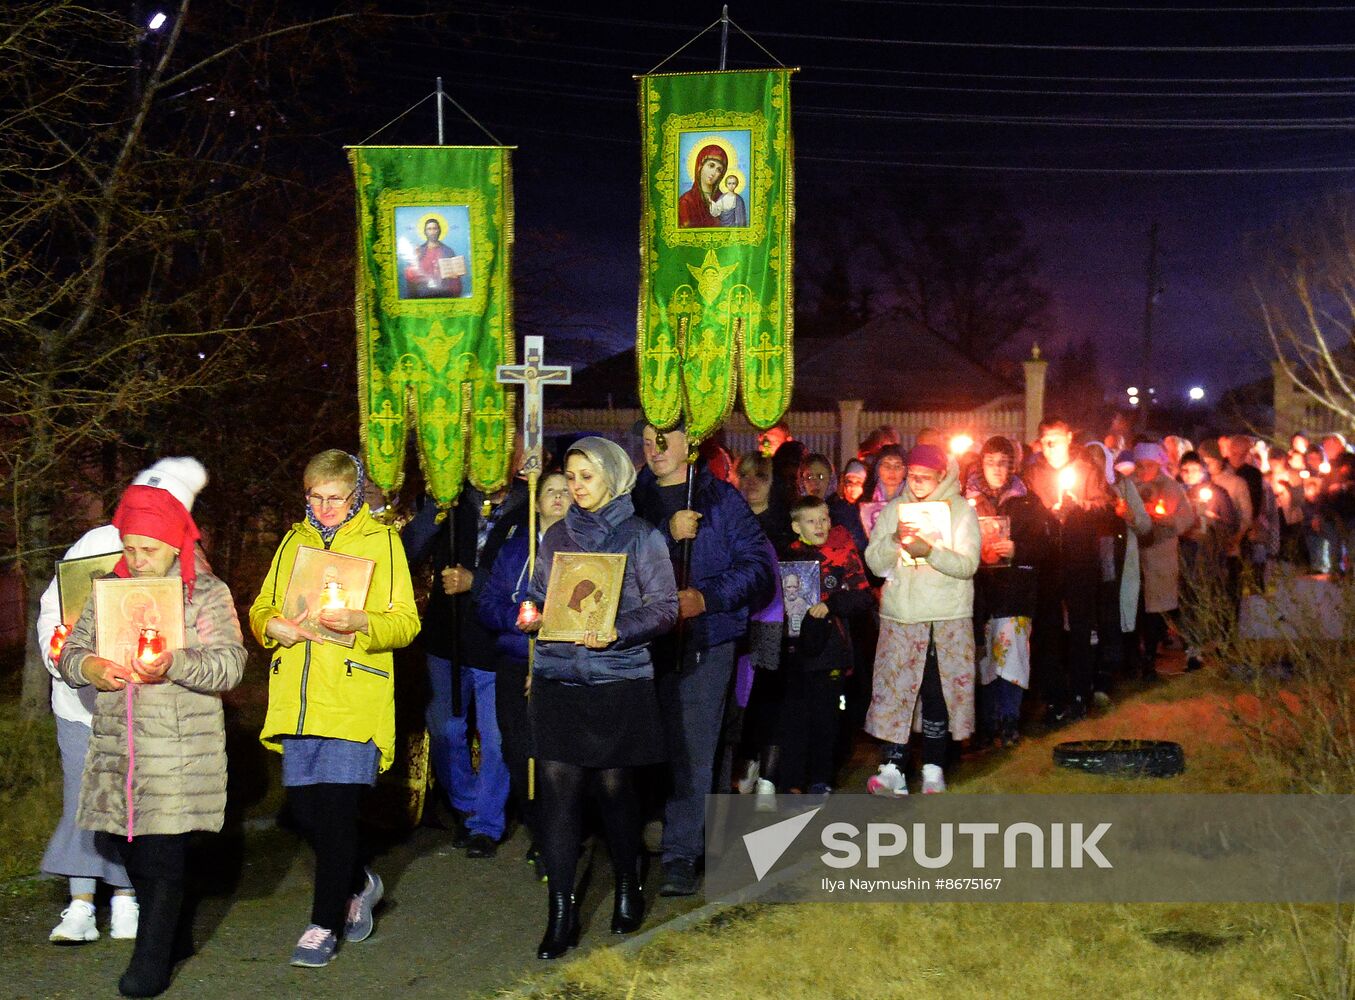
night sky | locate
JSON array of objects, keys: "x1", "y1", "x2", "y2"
[{"x1": 354, "y1": 1, "x2": 1355, "y2": 406}]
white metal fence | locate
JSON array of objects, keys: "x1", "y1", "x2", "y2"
[{"x1": 545, "y1": 401, "x2": 1026, "y2": 467}]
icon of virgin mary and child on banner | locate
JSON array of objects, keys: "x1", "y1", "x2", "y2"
[{"x1": 677, "y1": 130, "x2": 751, "y2": 229}]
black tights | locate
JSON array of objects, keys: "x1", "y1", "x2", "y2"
[
  {"x1": 287, "y1": 783, "x2": 367, "y2": 934},
  {"x1": 537, "y1": 761, "x2": 641, "y2": 891}
]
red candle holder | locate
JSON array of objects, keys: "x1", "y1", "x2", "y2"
[
  {"x1": 137, "y1": 627, "x2": 165, "y2": 666},
  {"x1": 49, "y1": 624, "x2": 69, "y2": 663},
  {"x1": 516, "y1": 600, "x2": 540, "y2": 629}
]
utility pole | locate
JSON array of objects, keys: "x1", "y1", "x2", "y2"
[{"x1": 1139, "y1": 221, "x2": 1160, "y2": 431}]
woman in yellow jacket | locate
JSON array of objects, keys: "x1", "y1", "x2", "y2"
[{"x1": 249, "y1": 450, "x2": 419, "y2": 969}]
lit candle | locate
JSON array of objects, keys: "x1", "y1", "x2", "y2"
[
  {"x1": 1198, "y1": 486, "x2": 1213, "y2": 503},
  {"x1": 949, "y1": 433, "x2": 973, "y2": 457},
  {"x1": 1320, "y1": 461, "x2": 1332, "y2": 475},
  {"x1": 1055, "y1": 465, "x2": 1077, "y2": 510},
  {"x1": 136, "y1": 627, "x2": 164, "y2": 668},
  {"x1": 517, "y1": 600, "x2": 541, "y2": 629},
  {"x1": 1153, "y1": 498, "x2": 1167, "y2": 517},
  {"x1": 49, "y1": 624, "x2": 69, "y2": 663},
  {"x1": 323, "y1": 580, "x2": 347, "y2": 609}
]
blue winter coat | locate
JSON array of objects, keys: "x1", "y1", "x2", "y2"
[
  {"x1": 632, "y1": 464, "x2": 775, "y2": 650},
  {"x1": 529, "y1": 495, "x2": 678, "y2": 685},
  {"x1": 476, "y1": 532, "x2": 533, "y2": 665}
]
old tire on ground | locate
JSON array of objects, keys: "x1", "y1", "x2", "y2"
[{"x1": 1052, "y1": 739, "x2": 1185, "y2": 778}]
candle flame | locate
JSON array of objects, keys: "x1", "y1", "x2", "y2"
[
  {"x1": 49, "y1": 624, "x2": 69, "y2": 663},
  {"x1": 323, "y1": 581, "x2": 347, "y2": 609},
  {"x1": 1057, "y1": 466, "x2": 1077, "y2": 493},
  {"x1": 1154, "y1": 499, "x2": 1167, "y2": 516},
  {"x1": 949, "y1": 433, "x2": 973, "y2": 456},
  {"x1": 1198, "y1": 486, "x2": 1213, "y2": 502}
]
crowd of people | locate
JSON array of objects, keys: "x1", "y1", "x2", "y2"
[{"x1": 30, "y1": 419, "x2": 1355, "y2": 995}]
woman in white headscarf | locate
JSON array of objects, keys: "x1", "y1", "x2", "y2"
[{"x1": 519, "y1": 436, "x2": 678, "y2": 959}]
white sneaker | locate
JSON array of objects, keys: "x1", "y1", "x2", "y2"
[
  {"x1": 735, "y1": 760, "x2": 761, "y2": 795},
  {"x1": 50, "y1": 899, "x2": 98, "y2": 944},
  {"x1": 921, "y1": 764, "x2": 946, "y2": 794},
  {"x1": 110, "y1": 894, "x2": 139, "y2": 940},
  {"x1": 754, "y1": 777, "x2": 777, "y2": 812},
  {"x1": 867, "y1": 762, "x2": 908, "y2": 797}
]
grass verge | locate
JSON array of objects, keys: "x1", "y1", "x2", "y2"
[{"x1": 496, "y1": 666, "x2": 1316, "y2": 1000}]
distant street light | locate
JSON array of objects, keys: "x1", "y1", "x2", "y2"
[
  {"x1": 1188, "y1": 386, "x2": 1205, "y2": 401},
  {"x1": 147, "y1": 11, "x2": 168, "y2": 30}
]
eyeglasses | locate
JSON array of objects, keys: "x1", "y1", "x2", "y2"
[
  {"x1": 801, "y1": 472, "x2": 830, "y2": 481},
  {"x1": 306, "y1": 490, "x2": 354, "y2": 510}
]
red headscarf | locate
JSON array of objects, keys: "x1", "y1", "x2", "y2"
[{"x1": 111, "y1": 485, "x2": 202, "y2": 599}]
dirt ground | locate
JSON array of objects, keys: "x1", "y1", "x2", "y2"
[{"x1": 0, "y1": 820, "x2": 698, "y2": 1000}]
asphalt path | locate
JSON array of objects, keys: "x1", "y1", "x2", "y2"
[{"x1": 1, "y1": 820, "x2": 696, "y2": 1000}]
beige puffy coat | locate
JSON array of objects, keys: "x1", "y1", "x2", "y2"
[
  {"x1": 59, "y1": 568, "x2": 246, "y2": 837},
  {"x1": 865, "y1": 458, "x2": 981, "y2": 625}
]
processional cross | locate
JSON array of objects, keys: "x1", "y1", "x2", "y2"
[
  {"x1": 496, "y1": 336, "x2": 573, "y2": 478},
  {"x1": 496, "y1": 335, "x2": 572, "y2": 801}
]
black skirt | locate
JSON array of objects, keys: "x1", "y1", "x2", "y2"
[{"x1": 531, "y1": 675, "x2": 667, "y2": 769}]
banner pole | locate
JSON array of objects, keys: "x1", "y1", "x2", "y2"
[
  {"x1": 435, "y1": 76, "x2": 445, "y2": 145},
  {"x1": 526, "y1": 468, "x2": 538, "y2": 803},
  {"x1": 719, "y1": 5, "x2": 729, "y2": 69}
]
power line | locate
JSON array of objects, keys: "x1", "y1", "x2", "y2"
[
  {"x1": 799, "y1": 106, "x2": 1355, "y2": 128},
  {"x1": 412, "y1": 20, "x2": 1355, "y2": 86},
  {"x1": 841, "y1": 1, "x2": 1355, "y2": 11},
  {"x1": 802, "y1": 79, "x2": 1355, "y2": 99},
  {"x1": 754, "y1": 28, "x2": 1355, "y2": 53},
  {"x1": 800, "y1": 155, "x2": 1355, "y2": 175},
  {"x1": 461, "y1": 3, "x2": 1355, "y2": 54},
  {"x1": 793, "y1": 65, "x2": 1355, "y2": 84}
]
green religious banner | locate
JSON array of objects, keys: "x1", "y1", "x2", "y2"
[
  {"x1": 348, "y1": 145, "x2": 515, "y2": 506},
  {"x1": 637, "y1": 69, "x2": 795, "y2": 443}
]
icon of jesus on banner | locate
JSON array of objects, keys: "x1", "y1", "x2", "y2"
[{"x1": 395, "y1": 206, "x2": 472, "y2": 299}]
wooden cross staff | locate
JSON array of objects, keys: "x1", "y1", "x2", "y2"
[{"x1": 496, "y1": 336, "x2": 572, "y2": 801}]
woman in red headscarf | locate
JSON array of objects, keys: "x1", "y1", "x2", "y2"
[
  {"x1": 58, "y1": 484, "x2": 246, "y2": 998},
  {"x1": 678, "y1": 143, "x2": 727, "y2": 228}
]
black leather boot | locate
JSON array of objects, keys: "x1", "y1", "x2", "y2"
[
  {"x1": 536, "y1": 889, "x2": 579, "y2": 960},
  {"x1": 118, "y1": 877, "x2": 183, "y2": 998},
  {"x1": 611, "y1": 869, "x2": 645, "y2": 934}
]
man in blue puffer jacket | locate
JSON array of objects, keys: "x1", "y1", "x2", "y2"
[{"x1": 633, "y1": 422, "x2": 775, "y2": 896}]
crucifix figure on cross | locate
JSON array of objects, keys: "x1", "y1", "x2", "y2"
[{"x1": 496, "y1": 336, "x2": 572, "y2": 478}]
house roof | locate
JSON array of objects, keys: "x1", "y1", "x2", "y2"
[{"x1": 549, "y1": 310, "x2": 1021, "y2": 411}]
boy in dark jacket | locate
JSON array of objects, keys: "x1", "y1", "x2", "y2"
[{"x1": 773, "y1": 496, "x2": 873, "y2": 793}]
